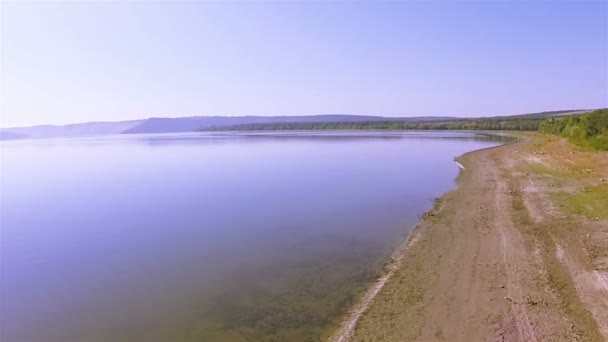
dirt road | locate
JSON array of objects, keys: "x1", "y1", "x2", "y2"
[{"x1": 331, "y1": 134, "x2": 608, "y2": 342}]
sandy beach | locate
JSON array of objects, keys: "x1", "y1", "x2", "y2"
[{"x1": 332, "y1": 133, "x2": 608, "y2": 342}]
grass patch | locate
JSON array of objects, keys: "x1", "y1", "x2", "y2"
[
  {"x1": 525, "y1": 134, "x2": 556, "y2": 152},
  {"x1": 568, "y1": 136, "x2": 608, "y2": 152},
  {"x1": 507, "y1": 178, "x2": 604, "y2": 341},
  {"x1": 519, "y1": 133, "x2": 562, "y2": 155},
  {"x1": 551, "y1": 184, "x2": 608, "y2": 219},
  {"x1": 526, "y1": 163, "x2": 565, "y2": 179}
]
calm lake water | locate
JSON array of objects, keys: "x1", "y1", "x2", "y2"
[{"x1": 0, "y1": 131, "x2": 505, "y2": 342}]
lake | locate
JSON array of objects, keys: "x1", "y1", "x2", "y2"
[{"x1": 0, "y1": 131, "x2": 505, "y2": 342}]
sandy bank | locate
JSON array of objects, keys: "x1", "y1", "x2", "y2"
[{"x1": 330, "y1": 133, "x2": 608, "y2": 342}]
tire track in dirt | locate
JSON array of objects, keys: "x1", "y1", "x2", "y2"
[{"x1": 491, "y1": 164, "x2": 537, "y2": 342}]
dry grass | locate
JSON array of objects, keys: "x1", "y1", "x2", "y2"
[
  {"x1": 551, "y1": 184, "x2": 608, "y2": 219},
  {"x1": 508, "y1": 179, "x2": 604, "y2": 341}
]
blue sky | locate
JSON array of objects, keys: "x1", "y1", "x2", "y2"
[{"x1": 1, "y1": 1, "x2": 606, "y2": 127}]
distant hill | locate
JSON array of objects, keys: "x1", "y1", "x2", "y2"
[
  {"x1": 0, "y1": 131, "x2": 28, "y2": 140},
  {"x1": 0, "y1": 120, "x2": 143, "y2": 140},
  {"x1": 0, "y1": 110, "x2": 592, "y2": 140},
  {"x1": 202, "y1": 110, "x2": 591, "y2": 132},
  {"x1": 121, "y1": 115, "x2": 457, "y2": 134},
  {"x1": 478, "y1": 109, "x2": 589, "y2": 119}
]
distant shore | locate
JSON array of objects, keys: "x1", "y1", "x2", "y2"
[{"x1": 331, "y1": 133, "x2": 608, "y2": 341}]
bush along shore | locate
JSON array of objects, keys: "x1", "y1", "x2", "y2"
[{"x1": 539, "y1": 109, "x2": 608, "y2": 151}]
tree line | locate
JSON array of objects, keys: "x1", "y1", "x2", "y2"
[
  {"x1": 539, "y1": 109, "x2": 608, "y2": 150},
  {"x1": 200, "y1": 109, "x2": 608, "y2": 151},
  {"x1": 204, "y1": 117, "x2": 546, "y2": 132}
]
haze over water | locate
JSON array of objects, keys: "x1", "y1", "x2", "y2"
[{"x1": 1, "y1": 131, "x2": 504, "y2": 341}]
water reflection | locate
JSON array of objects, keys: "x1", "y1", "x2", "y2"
[{"x1": 0, "y1": 131, "x2": 504, "y2": 342}]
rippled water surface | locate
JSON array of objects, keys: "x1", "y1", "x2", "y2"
[{"x1": 0, "y1": 131, "x2": 505, "y2": 341}]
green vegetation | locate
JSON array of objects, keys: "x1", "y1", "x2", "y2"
[
  {"x1": 202, "y1": 110, "x2": 582, "y2": 132},
  {"x1": 551, "y1": 184, "x2": 608, "y2": 219},
  {"x1": 206, "y1": 117, "x2": 542, "y2": 131},
  {"x1": 526, "y1": 163, "x2": 564, "y2": 178},
  {"x1": 539, "y1": 109, "x2": 608, "y2": 150},
  {"x1": 507, "y1": 179, "x2": 604, "y2": 341}
]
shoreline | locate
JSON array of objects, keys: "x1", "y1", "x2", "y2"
[
  {"x1": 329, "y1": 133, "x2": 608, "y2": 341},
  {"x1": 328, "y1": 138, "x2": 513, "y2": 342},
  {"x1": 327, "y1": 199, "x2": 437, "y2": 342}
]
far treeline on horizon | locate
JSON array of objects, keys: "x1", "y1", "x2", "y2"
[
  {"x1": 2, "y1": 2, "x2": 607, "y2": 129},
  {"x1": 1, "y1": 109, "x2": 608, "y2": 151},
  {"x1": 1, "y1": 2, "x2": 607, "y2": 149}
]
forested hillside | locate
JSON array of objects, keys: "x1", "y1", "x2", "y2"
[
  {"x1": 539, "y1": 109, "x2": 608, "y2": 150},
  {"x1": 203, "y1": 110, "x2": 582, "y2": 132}
]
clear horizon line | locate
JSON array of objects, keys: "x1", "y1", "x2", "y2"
[{"x1": 0, "y1": 108, "x2": 598, "y2": 129}]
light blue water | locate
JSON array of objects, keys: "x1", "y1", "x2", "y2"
[{"x1": 0, "y1": 131, "x2": 504, "y2": 342}]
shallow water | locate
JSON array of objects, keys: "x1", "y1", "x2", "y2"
[{"x1": 0, "y1": 131, "x2": 505, "y2": 341}]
